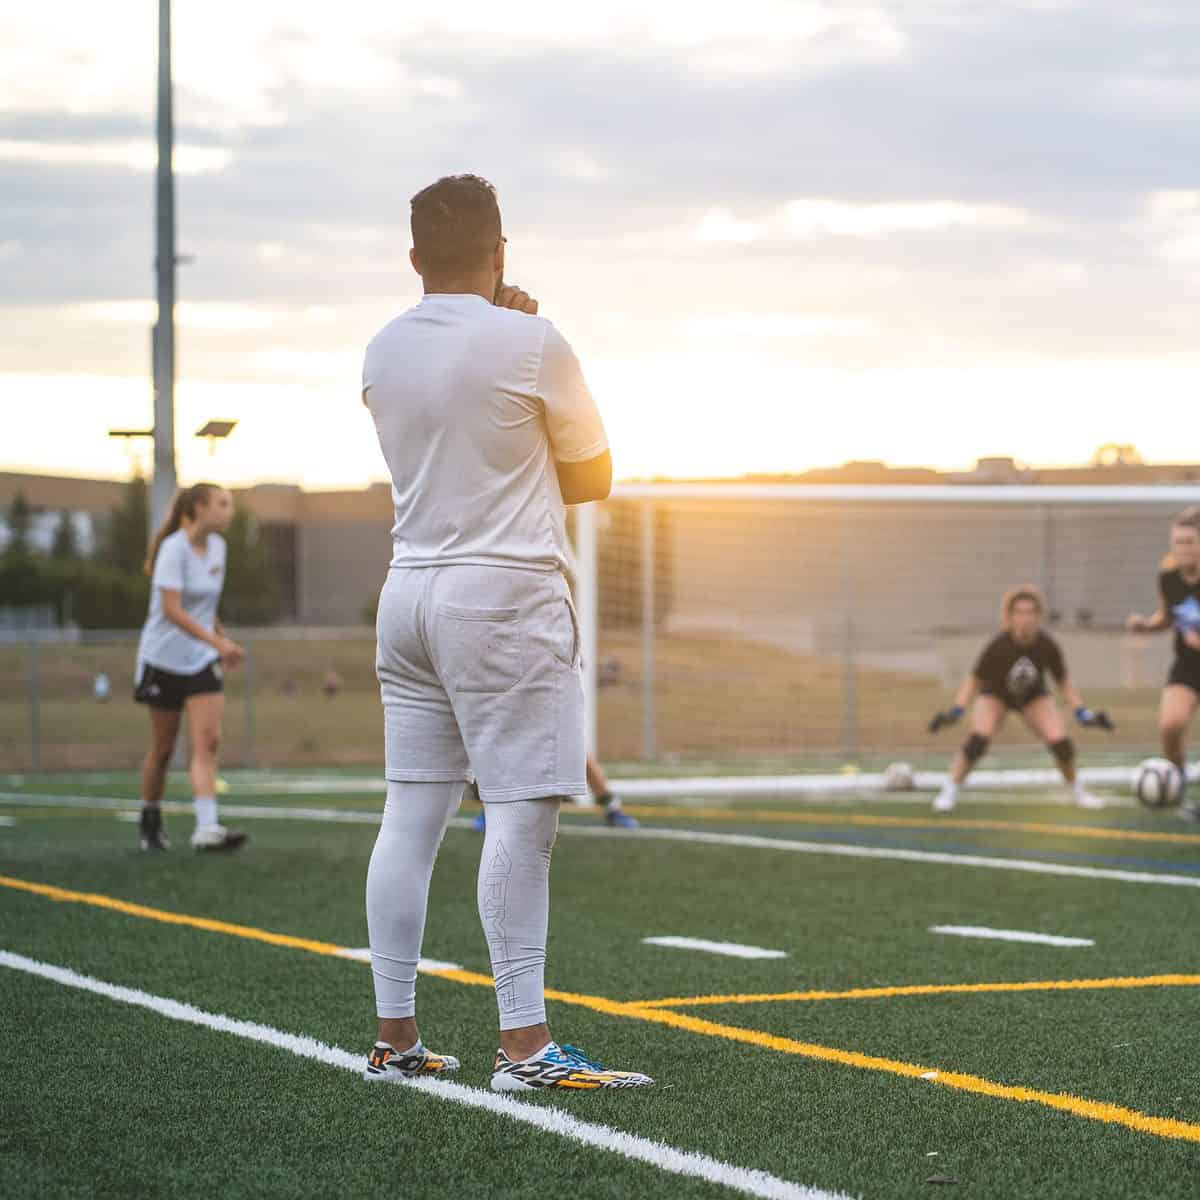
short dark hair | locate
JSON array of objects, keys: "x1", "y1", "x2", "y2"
[{"x1": 410, "y1": 174, "x2": 501, "y2": 276}]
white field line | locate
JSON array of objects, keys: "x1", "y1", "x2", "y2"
[
  {"x1": 2, "y1": 763, "x2": 1151, "y2": 802},
  {"x1": 2, "y1": 792, "x2": 1197, "y2": 889},
  {"x1": 0, "y1": 950, "x2": 850, "y2": 1200},
  {"x1": 212, "y1": 766, "x2": 1175, "y2": 798},
  {"x1": 549, "y1": 824, "x2": 1200, "y2": 890},
  {"x1": 643, "y1": 937, "x2": 787, "y2": 960},
  {"x1": 336, "y1": 947, "x2": 463, "y2": 972},
  {"x1": 929, "y1": 926, "x2": 1095, "y2": 948},
  {"x1": 615, "y1": 767, "x2": 1142, "y2": 800}
]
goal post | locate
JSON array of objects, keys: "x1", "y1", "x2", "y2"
[{"x1": 575, "y1": 483, "x2": 1200, "y2": 785}]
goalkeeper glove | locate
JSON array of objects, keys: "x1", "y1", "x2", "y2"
[
  {"x1": 928, "y1": 705, "x2": 965, "y2": 734},
  {"x1": 1075, "y1": 706, "x2": 1115, "y2": 731}
]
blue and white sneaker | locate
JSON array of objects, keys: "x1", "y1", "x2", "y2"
[
  {"x1": 363, "y1": 1040, "x2": 460, "y2": 1083},
  {"x1": 491, "y1": 1042, "x2": 653, "y2": 1092},
  {"x1": 471, "y1": 810, "x2": 487, "y2": 832},
  {"x1": 604, "y1": 806, "x2": 639, "y2": 829}
]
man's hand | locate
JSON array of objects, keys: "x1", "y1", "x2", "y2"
[
  {"x1": 494, "y1": 283, "x2": 539, "y2": 315},
  {"x1": 1185, "y1": 629, "x2": 1200, "y2": 652},
  {"x1": 217, "y1": 637, "x2": 246, "y2": 669}
]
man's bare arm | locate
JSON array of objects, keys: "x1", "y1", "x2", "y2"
[{"x1": 557, "y1": 450, "x2": 612, "y2": 505}]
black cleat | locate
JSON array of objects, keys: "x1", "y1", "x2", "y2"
[{"x1": 139, "y1": 807, "x2": 170, "y2": 852}]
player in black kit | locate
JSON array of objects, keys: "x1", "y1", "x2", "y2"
[
  {"x1": 1127, "y1": 506, "x2": 1200, "y2": 817},
  {"x1": 928, "y1": 585, "x2": 1113, "y2": 812}
]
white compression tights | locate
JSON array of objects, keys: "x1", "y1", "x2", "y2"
[
  {"x1": 365, "y1": 781, "x2": 561, "y2": 1031},
  {"x1": 477, "y1": 797, "x2": 561, "y2": 1031}
]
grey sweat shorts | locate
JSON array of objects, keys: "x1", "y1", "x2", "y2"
[{"x1": 375, "y1": 564, "x2": 587, "y2": 803}]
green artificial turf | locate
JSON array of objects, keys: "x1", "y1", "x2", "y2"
[{"x1": 3, "y1": 774, "x2": 1200, "y2": 1198}]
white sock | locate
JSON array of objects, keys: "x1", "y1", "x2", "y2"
[
  {"x1": 194, "y1": 795, "x2": 218, "y2": 829},
  {"x1": 375, "y1": 1039, "x2": 422, "y2": 1055},
  {"x1": 1072, "y1": 778, "x2": 1086, "y2": 799},
  {"x1": 942, "y1": 781, "x2": 959, "y2": 797},
  {"x1": 477, "y1": 798, "x2": 561, "y2": 1032},
  {"x1": 366, "y1": 780, "x2": 462, "y2": 1019},
  {"x1": 515, "y1": 1041, "x2": 555, "y2": 1063}
]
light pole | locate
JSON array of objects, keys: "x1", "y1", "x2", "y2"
[{"x1": 151, "y1": 0, "x2": 177, "y2": 536}]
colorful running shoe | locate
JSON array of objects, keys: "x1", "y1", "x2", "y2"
[
  {"x1": 471, "y1": 810, "x2": 487, "y2": 832},
  {"x1": 491, "y1": 1042, "x2": 653, "y2": 1092},
  {"x1": 363, "y1": 1041, "x2": 460, "y2": 1083}
]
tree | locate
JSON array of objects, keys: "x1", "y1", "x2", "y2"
[
  {"x1": 108, "y1": 474, "x2": 150, "y2": 575},
  {"x1": 51, "y1": 510, "x2": 80, "y2": 560},
  {"x1": 221, "y1": 508, "x2": 280, "y2": 625},
  {"x1": 5, "y1": 490, "x2": 32, "y2": 558}
]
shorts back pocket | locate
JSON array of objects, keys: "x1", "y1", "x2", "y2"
[{"x1": 437, "y1": 604, "x2": 523, "y2": 693}]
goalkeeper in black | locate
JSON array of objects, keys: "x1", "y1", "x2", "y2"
[{"x1": 927, "y1": 585, "x2": 1114, "y2": 812}]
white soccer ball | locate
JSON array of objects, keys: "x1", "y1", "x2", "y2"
[
  {"x1": 1134, "y1": 758, "x2": 1184, "y2": 809},
  {"x1": 883, "y1": 762, "x2": 915, "y2": 792}
]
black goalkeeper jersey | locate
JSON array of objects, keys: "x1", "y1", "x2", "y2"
[
  {"x1": 1159, "y1": 568, "x2": 1200, "y2": 666},
  {"x1": 972, "y1": 631, "x2": 1065, "y2": 708}
]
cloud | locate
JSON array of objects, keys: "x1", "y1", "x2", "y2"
[
  {"x1": 1142, "y1": 189, "x2": 1200, "y2": 262},
  {"x1": 785, "y1": 199, "x2": 1037, "y2": 237},
  {"x1": 3, "y1": 0, "x2": 1200, "y2": 464},
  {"x1": 0, "y1": 139, "x2": 231, "y2": 173},
  {"x1": 694, "y1": 210, "x2": 760, "y2": 244},
  {"x1": 684, "y1": 313, "x2": 870, "y2": 339}
]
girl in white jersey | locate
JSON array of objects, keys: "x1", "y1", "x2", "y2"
[{"x1": 134, "y1": 483, "x2": 247, "y2": 853}]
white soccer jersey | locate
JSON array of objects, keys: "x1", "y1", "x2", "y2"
[
  {"x1": 136, "y1": 529, "x2": 226, "y2": 676},
  {"x1": 362, "y1": 293, "x2": 608, "y2": 573}
]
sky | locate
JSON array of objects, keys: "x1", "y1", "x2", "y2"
[{"x1": 3, "y1": 0, "x2": 1200, "y2": 488}]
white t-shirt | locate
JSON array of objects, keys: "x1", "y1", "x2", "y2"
[
  {"x1": 136, "y1": 529, "x2": 226, "y2": 676},
  {"x1": 362, "y1": 293, "x2": 608, "y2": 573}
]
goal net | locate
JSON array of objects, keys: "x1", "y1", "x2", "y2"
[{"x1": 575, "y1": 484, "x2": 1200, "y2": 786}]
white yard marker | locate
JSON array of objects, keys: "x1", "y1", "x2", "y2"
[
  {"x1": 336, "y1": 947, "x2": 463, "y2": 973},
  {"x1": 0, "y1": 950, "x2": 850, "y2": 1200},
  {"x1": 930, "y1": 925, "x2": 1095, "y2": 948},
  {"x1": 643, "y1": 937, "x2": 787, "y2": 960}
]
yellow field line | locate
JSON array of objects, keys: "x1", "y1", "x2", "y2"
[
  {"x1": 613, "y1": 1005, "x2": 1200, "y2": 1145},
  {"x1": 634, "y1": 974, "x2": 1200, "y2": 1009},
  {"x1": 0, "y1": 874, "x2": 498, "y2": 986},
  {"x1": 619, "y1": 805, "x2": 1200, "y2": 846},
  {"x1": 6, "y1": 871, "x2": 1200, "y2": 1145}
]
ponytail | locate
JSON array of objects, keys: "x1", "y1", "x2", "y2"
[{"x1": 144, "y1": 482, "x2": 219, "y2": 575}]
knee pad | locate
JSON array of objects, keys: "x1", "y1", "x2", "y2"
[
  {"x1": 1050, "y1": 737, "x2": 1075, "y2": 767},
  {"x1": 963, "y1": 733, "x2": 990, "y2": 763}
]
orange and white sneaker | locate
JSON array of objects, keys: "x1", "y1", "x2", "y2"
[
  {"x1": 491, "y1": 1042, "x2": 653, "y2": 1092},
  {"x1": 363, "y1": 1041, "x2": 459, "y2": 1083}
]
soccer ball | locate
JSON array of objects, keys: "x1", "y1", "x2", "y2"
[
  {"x1": 1134, "y1": 758, "x2": 1184, "y2": 808},
  {"x1": 883, "y1": 762, "x2": 916, "y2": 792}
]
